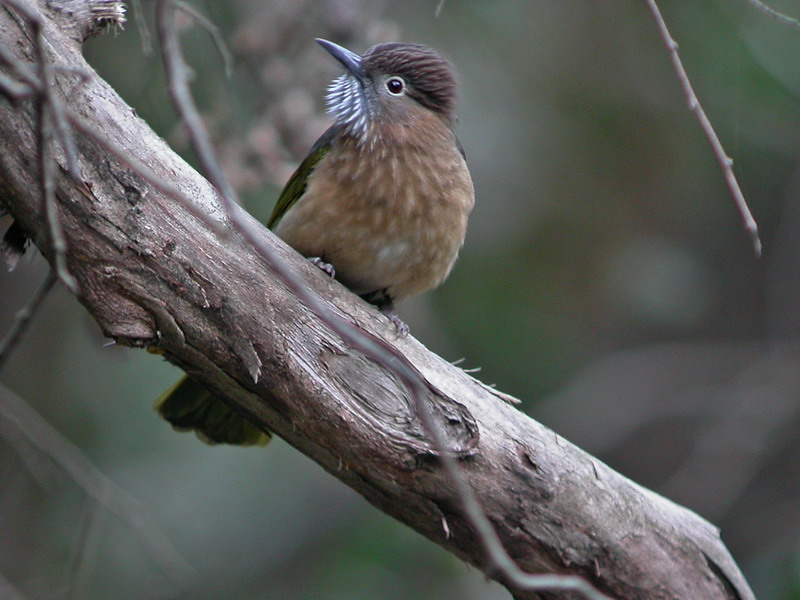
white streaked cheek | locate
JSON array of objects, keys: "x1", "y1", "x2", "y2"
[{"x1": 325, "y1": 75, "x2": 369, "y2": 140}]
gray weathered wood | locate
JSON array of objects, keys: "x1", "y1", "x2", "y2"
[{"x1": 0, "y1": 1, "x2": 755, "y2": 598}]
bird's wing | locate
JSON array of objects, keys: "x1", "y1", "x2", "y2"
[{"x1": 267, "y1": 125, "x2": 339, "y2": 230}]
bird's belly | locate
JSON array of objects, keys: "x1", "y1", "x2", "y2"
[
  {"x1": 339, "y1": 229, "x2": 459, "y2": 299},
  {"x1": 274, "y1": 195, "x2": 468, "y2": 301}
]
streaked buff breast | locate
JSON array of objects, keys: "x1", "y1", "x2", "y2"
[{"x1": 273, "y1": 117, "x2": 474, "y2": 300}]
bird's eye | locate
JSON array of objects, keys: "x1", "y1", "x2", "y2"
[{"x1": 386, "y1": 76, "x2": 405, "y2": 95}]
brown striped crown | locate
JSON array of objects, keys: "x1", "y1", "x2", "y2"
[{"x1": 362, "y1": 43, "x2": 457, "y2": 119}]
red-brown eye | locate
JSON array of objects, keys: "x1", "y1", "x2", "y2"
[{"x1": 386, "y1": 77, "x2": 405, "y2": 95}]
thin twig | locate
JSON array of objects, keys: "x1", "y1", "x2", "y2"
[
  {"x1": 646, "y1": 0, "x2": 761, "y2": 256},
  {"x1": 742, "y1": 0, "x2": 800, "y2": 31},
  {"x1": 0, "y1": 31, "x2": 40, "y2": 88},
  {"x1": 37, "y1": 95, "x2": 78, "y2": 293},
  {"x1": 0, "y1": 411, "x2": 54, "y2": 488},
  {"x1": 1, "y1": 0, "x2": 79, "y2": 180},
  {"x1": 174, "y1": 0, "x2": 233, "y2": 78},
  {"x1": 0, "y1": 0, "x2": 36, "y2": 21},
  {"x1": 65, "y1": 108, "x2": 229, "y2": 237},
  {"x1": 65, "y1": 502, "x2": 105, "y2": 600},
  {"x1": 0, "y1": 13, "x2": 227, "y2": 237},
  {"x1": 0, "y1": 269, "x2": 56, "y2": 372},
  {"x1": 129, "y1": 0, "x2": 152, "y2": 54},
  {"x1": 155, "y1": 2, "x2": 609, "y2": 597},
  {"x1": 0, "y1": 72, "x2": 34, "y2": 100},
  {"x1": 31, "y1": 15, "x2": 81, "y2": 182},
  {"x1": 0, "y1": 383, "x2": 197, "y2": 589},
  {"x1": 2, "y1": 0, "x2": 80, "y2": 291}
]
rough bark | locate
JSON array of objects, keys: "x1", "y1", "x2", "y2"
[{"x1": 0, "y1": 1, "x2": 756, "y2": 599}]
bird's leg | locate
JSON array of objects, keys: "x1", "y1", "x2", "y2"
[
  {"x1": 307, "y1": 256, "x2": 336, "y2": 278},
  {"x1": 362, "y1": 289, "x2": 409, "y2": 337}
]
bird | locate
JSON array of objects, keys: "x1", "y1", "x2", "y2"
[{"x1": 155, "y1": 38, "x2": 474, "y2": 446}]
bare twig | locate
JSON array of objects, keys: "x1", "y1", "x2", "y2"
[
  {"x1": 0, "y1": 0, "x2": 36, "y2": 21},
  {"x1": 0, "y1": 411, "x2": 53, "y2": 488},
  {"x1": 646, "y1": 0, "x2": 762, "y2": 256},
  {"x1": 129, "y1": 0, "x2": 152, "y2": 54},
  {"x1": 36, "y1": 98, "x2": 78, "y2": 292},
  {"x1": 742, "y1": 0, "x2": 800, "y2": 31},
  {"x1": 0, "y1": 50, "x2": 228, "y2": 238},
  {"x1": 0, "y1": 1, "x2": 232, "y2": 251},
  {"x1": 174, "y1": 0, "x2": 233, "y2": 78},
  {"x1": 65, "y1": 503, "x2": 105, "y2": 600},
  {"x1": 662, "y1": 348, "x2": 800, "y2": 520},
  {"x1": 2, "y1": 0, "x2": 79, "y2": 291},
  {"x1": 1, "y1": 0, "x2": 79, "y2": 180},
  {"x1": 0, "y1": 383, "x2": 197, "y2": 589},
  {"x1": 0, "y1": 269, "x2": 56, "y2": 372},
  {"x1": 0, "y1": 72, "x2": 33, "y2": 99},
  {"x1": 38, "y1": 106, "x2": 76, "y2": 289},
  {"x1": 155, "y1": 1, "x2": 609, "y2": 597},
  {"x1": 31, "y1": 18, "x2": 81, "y2": 182},
  {"x1": 65, "y1": 108, "x2": 229, "y2": 237},
  {"x1": 0, "y1": 32, "x2": 40, "y2": 87}
]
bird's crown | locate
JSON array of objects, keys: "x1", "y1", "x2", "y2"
[{"x1": 362, "y1": 43, "x2": 457, "y2": 116}]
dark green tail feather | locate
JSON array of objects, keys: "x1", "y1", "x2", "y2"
[{"x1": 155, "y1": 376, "x2": 271, "y2": 447}]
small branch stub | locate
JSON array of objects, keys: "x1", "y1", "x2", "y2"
[{"x1": 46, "y1": 0, "x2": 126, "y2": 38}]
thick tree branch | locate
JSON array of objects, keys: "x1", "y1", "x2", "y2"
[{"x1": 0, "y1": 2, "x2": 756, "y2": 599}]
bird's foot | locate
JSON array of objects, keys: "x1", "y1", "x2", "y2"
[
  {"x1": 308, "y1": 256, "x2": 335, "y2": 278},
  {"x1": 385, "y1": 310, "x2": 410, "y2": 337},
  {"x1": 362, "y1": 290, "x2": 409, "y2": 337}
]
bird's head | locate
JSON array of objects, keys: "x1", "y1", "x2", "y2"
[{"x1": 317, "y1": 39, "x2": 458, "y2": 143}]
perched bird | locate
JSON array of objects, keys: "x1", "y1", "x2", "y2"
[{"x1": 156, "y1": 39, "x2": 474, "y2": 446}]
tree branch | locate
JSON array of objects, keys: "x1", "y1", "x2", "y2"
[{"x1": 0, "y1": 1, "x2": 756, "y2": 598}]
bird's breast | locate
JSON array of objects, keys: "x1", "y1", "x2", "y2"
[{"x1": 273, "y1": 127, "x2": 474, "y2": 301}]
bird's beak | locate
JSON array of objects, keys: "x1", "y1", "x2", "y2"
[{"x1": 316, "y1": 38, "x2": 367, "y2": 81}]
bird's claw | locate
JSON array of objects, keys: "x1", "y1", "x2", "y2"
[
  {"x1": 388, "y1": 313, "x2": 410, "y2": 337},
  {"x1": 378, "y1": 297, "x2": 409, "y2": 337},
  {"x1": 308, "y1": 256, "x2": 335, "y2": 278},
  {"x1": 361, "y1": 289, "x2": 409, "y2": 337}
]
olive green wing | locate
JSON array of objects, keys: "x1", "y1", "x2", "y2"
[{"x1": 267, "y1": 125, "x2": 339, "y2": 230}]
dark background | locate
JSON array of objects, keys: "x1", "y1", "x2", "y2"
[{"x1": 2, "y1": 1, "x2": 800, "y2": 598}]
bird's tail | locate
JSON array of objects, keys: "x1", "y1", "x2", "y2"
[{"x1": 155, "y1": 375, "x2": 271, "y2": 447}]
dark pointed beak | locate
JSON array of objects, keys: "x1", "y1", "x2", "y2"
[{"x1": 316, "y1": 38, "x2": 367, "y2": 81}]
